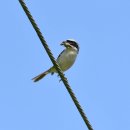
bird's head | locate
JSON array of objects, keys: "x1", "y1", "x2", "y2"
[{"x1": 60, "y1": 39, "x2": 79, "y2": 52}]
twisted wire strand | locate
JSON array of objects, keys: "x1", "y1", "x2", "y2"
[{"x1": 19, "y1": 1, "x2": 93, "y2": 130}]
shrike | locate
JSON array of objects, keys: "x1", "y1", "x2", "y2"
[{"x1": 32, "y1": 39, "x2": 79, "y2": 82}]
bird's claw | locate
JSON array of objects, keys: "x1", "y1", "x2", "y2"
[
  {"x1": 59, "y1": 79, "x2": 62, "y2": 82},
  {"x1": 57, "y1": 74, "x2": 65, "y2": 82}
]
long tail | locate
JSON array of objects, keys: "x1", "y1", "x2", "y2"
[{"x1": 32, "y1": 70, "x2": 50, "y2": 82}]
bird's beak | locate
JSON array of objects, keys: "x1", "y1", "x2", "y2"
[
  {"x1": 60, "y1": 41, "x2": 66, "y2": 46},
  {"x1": 60, "y1": 41, "x2": 71, "y2": 47}
]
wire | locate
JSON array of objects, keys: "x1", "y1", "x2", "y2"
[{"x1": 19, "y1": 0, "x2": 94, "y2": 130}]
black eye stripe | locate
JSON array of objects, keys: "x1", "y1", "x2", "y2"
[
  {"x1": 66, "y1": 40, "x2": 77, "y2": 44},
  {"x1": 66, "y1": 40, "x2": 79, "y2": 52}
]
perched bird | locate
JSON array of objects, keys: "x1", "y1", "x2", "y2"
[{"x1": 32, "y1": 39, "x2": 79, "y2": 82}]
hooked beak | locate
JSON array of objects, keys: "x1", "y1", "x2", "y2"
[
  {"x1": 60, "y1": 41, "x2": 66, "y2": 46},
  {"x1": 60, "y1": 41, "x2": 71, "y2": 47}
]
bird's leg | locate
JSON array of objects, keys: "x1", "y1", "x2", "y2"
[
  {"x1": 51, "y1": 72, "x2": 54, "y2": 75},
  {"x1": 58, "y1": 74, "x2": 65, "y2": 82}
]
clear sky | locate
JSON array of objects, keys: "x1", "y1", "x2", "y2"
[{"x1": 0, "y1": 0, "x2": 130, "y2": 130}]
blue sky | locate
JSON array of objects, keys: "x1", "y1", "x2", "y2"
[{"x1": 0, "y1": 0, "x2": 130, "y2": 130}]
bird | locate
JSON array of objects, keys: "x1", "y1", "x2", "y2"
[{"x1": 32, "y1": 39, "x2": 79, "y2": 82}]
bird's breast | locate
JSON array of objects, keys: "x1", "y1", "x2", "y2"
[{"x1": 57, "y1": 49, "x2": 77, "y2": 71}]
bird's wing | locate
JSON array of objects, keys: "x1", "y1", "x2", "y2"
[{"x1": 57, "y1": 50, "x2": 65, "y2": 59}]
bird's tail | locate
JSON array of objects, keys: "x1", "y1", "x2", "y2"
[{"x1": 32, "y1": 69, "x2": 50, "y2": 82}]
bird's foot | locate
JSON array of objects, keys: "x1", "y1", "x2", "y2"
[{"x1": 57, "y1": 74, "x2": 65, "y2": 82}]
